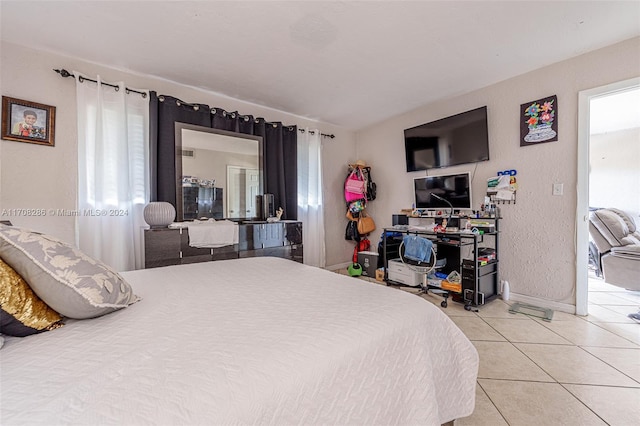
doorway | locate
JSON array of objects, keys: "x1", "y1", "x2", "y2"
[
  {"x1": 226, "y1": 166, "x2": 259, "y2": 218},
  {"x1": 576, "y1": 77, "x2": 640, "y2": 316}
]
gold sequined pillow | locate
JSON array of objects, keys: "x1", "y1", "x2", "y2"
[{"x1": 0, "y1": 258, "x2": 64, "y2": 337}]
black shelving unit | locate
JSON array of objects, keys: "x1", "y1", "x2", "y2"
[{"x1": 182, "y1": 186, "x2": 224, "y2": 220}]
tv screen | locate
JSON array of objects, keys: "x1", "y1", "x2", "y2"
[
  {"x1": 414, "y1": 172, "x2": 472, "y2": 210},
  {"x1": 404, "y1": 106, "x2": 489, "y2": 171}
]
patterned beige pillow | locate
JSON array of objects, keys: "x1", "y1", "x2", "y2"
[{"x1": 0, "y1": 225, "x2": 139, "y2": 319}]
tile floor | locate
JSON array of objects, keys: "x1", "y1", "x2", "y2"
[{"x1": 336, "y1": 269, "x2": 640, "y2": 426}]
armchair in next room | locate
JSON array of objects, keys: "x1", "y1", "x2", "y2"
[{"x1": 588, "y1": 208, "x2": 640, "y2": 291}]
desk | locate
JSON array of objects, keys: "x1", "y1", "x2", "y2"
[{"x1": 382, "y1": 216, "x2": 500, "y2": 309}]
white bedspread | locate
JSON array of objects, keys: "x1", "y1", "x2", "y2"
[{"x1": 0, "y1": 257, "x2": 478, "y2": 425}]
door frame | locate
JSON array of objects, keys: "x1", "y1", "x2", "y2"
[
  {"x1": 576, "y1": 76, "x2": 640, "y2": 316},
  {"x1": 226, "y1": 165, "x2": 259, "y2": 218}
]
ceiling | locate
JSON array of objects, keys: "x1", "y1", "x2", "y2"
[{"x1": 1, "y1": 1, "x2": 639, "y2": 130}]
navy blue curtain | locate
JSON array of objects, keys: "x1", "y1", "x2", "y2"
[
  {"x1": 149, "y1": 92, "x2": 297, "y2": 220},
  {"x1": 255, "y1": 121, "x2": 298, "y2": 221}
]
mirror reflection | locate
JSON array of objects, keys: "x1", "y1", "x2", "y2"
[{"x1": 176, "y1": 124, "x2": 263, "y2": 221}]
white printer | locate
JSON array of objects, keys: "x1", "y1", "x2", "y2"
[{"x1": 387, "y1": 259, "x2": 424, "y2": 287}]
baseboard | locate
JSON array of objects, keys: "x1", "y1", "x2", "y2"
[
  {"x1": 509, "y1": 292, "x2": 577, "y2": 315},
  {"x1": 325, "y1": 261, "x2": 351, "y2": 271}
]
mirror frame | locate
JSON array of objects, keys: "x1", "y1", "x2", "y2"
[{"x1": 175, "y1": 123, "x2": 264, "y2": 222}]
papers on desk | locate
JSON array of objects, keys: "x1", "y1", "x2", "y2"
[{"x1": 408, "y1": 224, "x2": 436, "y2": 232}]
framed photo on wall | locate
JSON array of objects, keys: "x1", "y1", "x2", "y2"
[{"x1": 1, "y1": 96, "x2": 56, "y2": 147}]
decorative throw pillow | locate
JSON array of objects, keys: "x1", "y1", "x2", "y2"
[
  {"x1": 0, "y1": 225, "x2": 139, "y2": 319},
  {"x1": 0, "y1": 258, "x2": 64, "y2": 337}
]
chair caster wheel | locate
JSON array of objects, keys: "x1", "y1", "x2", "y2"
[
  {"x1": 441, "y1": 301, "x2": 448, "y2": 308},
  {"x1": 464, "y1": 305, "x2": 472, "y2": 311}
]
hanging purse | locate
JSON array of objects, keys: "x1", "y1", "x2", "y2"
[
  {"x1": 348, "y1": 199, "x2": 366, "y2": 214},
  {"x1": 364, "y1": 168, "x2": 377, "y2": 201},
  {"x1": 344, "y1": 169, "x2": 366, "y2": 202},
  {"x1": 345, "y1": 220, "x2": 361, "y2": 242},
  {"x1": 346, "y1": 210, "x2": 359, "y2": 221},
  {"x1": 357, "y1": 210, "x2": 376, "y2": 235}
]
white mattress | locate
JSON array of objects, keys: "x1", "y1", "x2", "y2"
[{"x1": 0, "y1": 257, "x2": 478, "y2": 425}]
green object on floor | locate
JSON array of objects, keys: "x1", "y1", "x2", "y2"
[
  {"x1": 509, "y1": 302, "x2": 554, "y2": 321},
  {"x1": 347, "y1": 263, "x2": 363, "y2": 277}
]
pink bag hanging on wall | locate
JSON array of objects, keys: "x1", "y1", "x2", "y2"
[{"x1": 344, "y1": 169, "x2": 366, "y2": 202}]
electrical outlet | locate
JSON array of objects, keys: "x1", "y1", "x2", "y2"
[{"x1": 552, "y1": 183, "x2": 564, "y2": 196}]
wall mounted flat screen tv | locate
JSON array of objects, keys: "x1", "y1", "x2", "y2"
[
  {"x1": 414, "y1": 172, "x2": 472, "y2": 210},
  {"x1": 404, "y1": 106, "x2": 489, "y2": 171}
]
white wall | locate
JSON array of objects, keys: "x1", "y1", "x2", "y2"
[
  {"x1": 0, "y1": 41, "x2": 357, "y2": 267},
  {"x1": 589, "y1": 128, "x2": 640, "y2": 218},
  {"x1": 356, "y1": 37, "x2": 640, "y2": 309}
]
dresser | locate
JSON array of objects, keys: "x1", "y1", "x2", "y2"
[{"x1": 144, "y1": 221, "x2": 303, "y2": 268}]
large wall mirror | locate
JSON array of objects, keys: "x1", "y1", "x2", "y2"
[{"x1": 175, "y1": 123, "x2": 264, "y2": 222}]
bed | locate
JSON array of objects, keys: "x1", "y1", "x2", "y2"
[{"x1": 1, "y1": 256, "x2": 478, "y2": 425}]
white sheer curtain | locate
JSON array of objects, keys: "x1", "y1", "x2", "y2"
[
  {"x1": 297, "y1": 128, "x2": 326, "y2": 267},
  {"x1": 75, "y1": 73, "x2": 149, "y2": 272}
]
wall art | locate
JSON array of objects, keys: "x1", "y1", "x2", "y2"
[
  {"x1": 520, "y1": 95, "x2": 557, "y2": 147},
  {"x1": 1, "y1": 96, "x2": 56, "y2": 147}
]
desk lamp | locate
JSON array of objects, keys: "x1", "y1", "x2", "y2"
[{"x1": 430, "y1": 193, "x2": 453, "y2": 225}]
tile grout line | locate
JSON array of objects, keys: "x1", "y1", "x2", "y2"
[
  {"x1": 475, "y1": 379, "x2": 511, "y2": 426},
  {"x1": 577, "y1": 344, "x2": 640, "y2": 387},
  {"x1": 559, "y1": 382, "x2": 612, "y2": 426}
]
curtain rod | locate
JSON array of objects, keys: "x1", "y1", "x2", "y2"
[
  {"x1": 54, "y1": 68, "x2": 335, "y2": 138},
  {"x1": 158, "y1": 94, "x2": 335, "y2": 139},
  {"x1": 54, "y1": 69, "x2": 147, "y2": 97},
  {"x1": 298, "y1": 128, "x2": 335, "y2": 139}
]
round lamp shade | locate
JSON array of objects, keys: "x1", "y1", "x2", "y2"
[{"x1": 143, "y1": 202, "x2": 176, "y2": 228}]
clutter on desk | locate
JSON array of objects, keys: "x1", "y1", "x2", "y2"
[{"x1": 467, "y1": 219, "x2": 496, "y2": 233}]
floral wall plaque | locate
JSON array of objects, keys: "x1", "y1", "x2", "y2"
[{"x1": 520, "y1": 95, "x2": 558, "y2": 146}]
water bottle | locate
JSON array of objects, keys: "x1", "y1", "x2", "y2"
[{"x1": 502, "y1": 281, "x2": 510, "y2": 301}]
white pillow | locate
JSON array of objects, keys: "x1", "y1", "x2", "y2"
[{"x1": 0, "y1": 225, "x2": 139, "y2": 319}]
